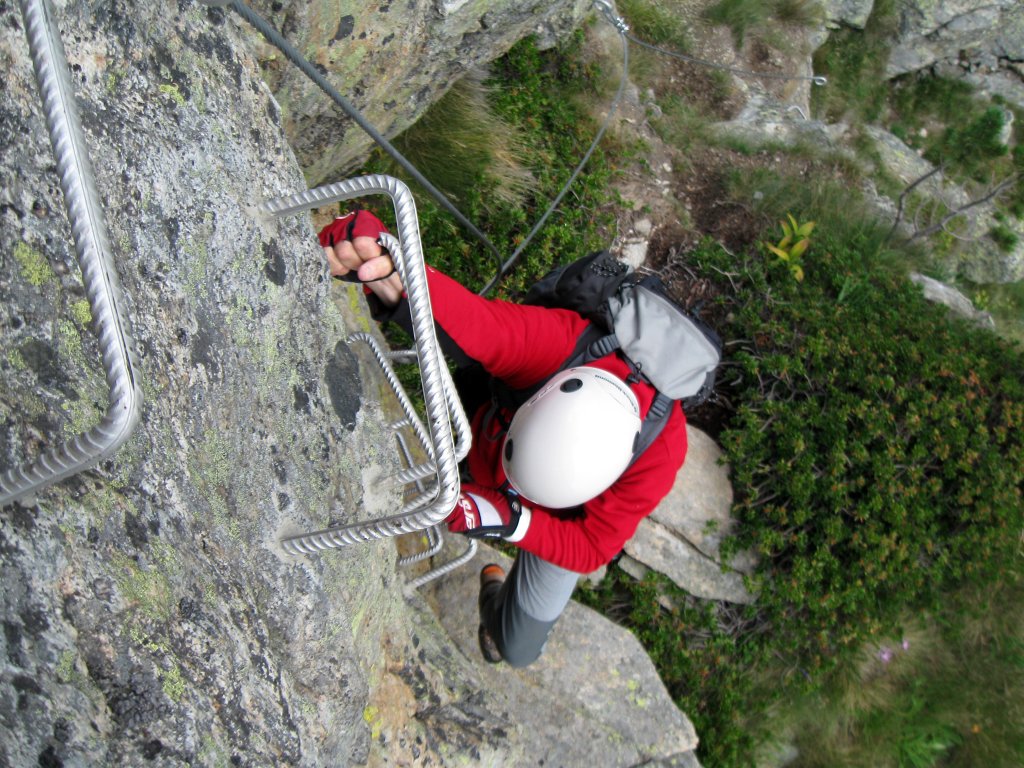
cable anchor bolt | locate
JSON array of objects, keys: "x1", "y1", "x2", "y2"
[{"x1": 592, "y1": 0, "x2": 630, "y2": 34}]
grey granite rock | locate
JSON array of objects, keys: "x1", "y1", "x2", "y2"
[
  {"x1": 249, "y1": 0, "x2": 593, "y2": 184},
  {"x1": 650, "y1": 427, "x2": 752, "y2": 571},
  {"x1": 910, "y1": 273, "x2": 996, "y2": 328},
  {"x1": 621, "y1": 427, "x2": 756, "y2": 604},
  {"x1": 822, "y1": 0, "x2": 875, "y2": 30},
  {"x1": 866, "y1": 126, "x2": 1024, "y2": 283},
  {"x1": 886, "y1": 0, "x2": 1024, "y2": 77},
  {"x1": 1, "y1": 2, "x2": 416, "y2": 764},
  {"x1": 623, "y1": 521, "x2": 757, "y2": 605},
  {"x1": 427, "y1": 543, "x2": 703, "y2": 767},
  {"x1": 1, "y1": 3, "x2": 708, "y2": 765}
]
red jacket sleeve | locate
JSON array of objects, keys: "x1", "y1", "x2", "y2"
[{"x1": 424, "y1": 267, "x2": 590, "y2": 388}]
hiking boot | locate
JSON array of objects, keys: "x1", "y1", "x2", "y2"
[{"x1": 477, "y1": 564, "x2": 505, "y2": 664}]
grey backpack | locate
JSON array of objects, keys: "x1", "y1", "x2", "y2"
[{"x1": 498, "y1": 250, "x2": 722, "y2": 463}]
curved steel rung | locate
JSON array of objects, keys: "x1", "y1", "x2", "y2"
[
  {"x1": 265, "y1": 176, "x2": 471, "y2": 555},
  {"x1": 1, "y1": 0, "x2": 143, "y2": 508},
  {"x1": 404, "y1": 537, "x2": 478, "y2": 592}
]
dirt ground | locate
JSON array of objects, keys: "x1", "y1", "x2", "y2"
[
  {"x1": 585, "y1": 1, "x2": 827, "y2": 274},
  {"x1": 587, "y1": 19, "x2": 804, "y2": 433},
  {"x1": 592, "y1": 17, "x2": 797, "y2": 271}
]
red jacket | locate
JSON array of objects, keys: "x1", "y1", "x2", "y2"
[
  {"x1": 320, "y1": 210, "x2": 688, "y2": 573},
  {"x1": 426, "y1": 267, "x2": 688, "y2": 573}
]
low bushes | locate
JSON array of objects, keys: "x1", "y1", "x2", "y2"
[
  {"x1": 586, "y1": 218, "x2": 1024, "y2": 766},
  {"x1": 708, "y1": 226, "x2": 1024, "y2": 652}
]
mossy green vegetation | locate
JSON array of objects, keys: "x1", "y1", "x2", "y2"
[
  {"x1": 770, "y1": 558, "x2": 1024, "y2": 768},
  {"x1": 362, "y1": 32, "x2": 615, "y2": 297},
  {"x1": 158, "y1": 83, "x2": 186, "y2": 107},
  {"x1": 113, "y1": 546, "x2": 178, "y2": 624},
  {"x1": 161, "y1": 662, "x2": 187, "y2": 702},
  {"x1": 13, "y1": 241, "x2": 55, "y2": 286},
  {"x1": 69, "y1": 298, "x2": 93, "y2": 328},
  {"x1": 618, "y1": 0, "x2": 691, "y2": 51}
]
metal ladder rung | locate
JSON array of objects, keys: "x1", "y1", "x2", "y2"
[
  {"x1": 1, "y1": 0, "x2": 142, "y2": 509},
  {"x1": 264, "y1": 176, "x2": 471, "y2": 561}
]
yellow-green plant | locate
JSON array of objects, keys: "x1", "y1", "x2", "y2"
[{"x1": 764, "y1": 213, "x2": 814, "y2": 280}]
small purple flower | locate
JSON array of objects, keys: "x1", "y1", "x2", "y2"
[
  {"x1": 878, "y1": 646, "x2": 894, "y2": 664},
  {"x1": 901, "y1": 639, "x2": 910, "y2": 651}
]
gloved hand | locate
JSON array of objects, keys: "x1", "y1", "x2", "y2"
[
  {"x1": 446, "y1": 483, "x2": 532, "y2": 542},
  {"x1": 317, "y1": 210, "x2": 404, "y2": 306}
]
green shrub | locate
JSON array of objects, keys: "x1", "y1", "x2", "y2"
[
  {"x1": 886, "y1": 75, "x2": 1022, "y2": 218},
  {"x1": 618, "y1": 0, "x2": 691, "y2": 50},
  {"x1": 705, "y1": 233, "x2": 1024, "y2": 664},
  {"x1": 581, "y1": 225, "x2": 1024, "y2": 767},
  {"x1": 811, "y1": 0, "x2": 896, "y2": 123},
  {"x1": 889, "y1": 74, "x2": 977, "y2": 135},
  {"x1": 989, "y1": 223, "x2": 1019, "y2": 253},
  {"x1": 924, "y1": 106, "x2": 1009, "y2": 180}
]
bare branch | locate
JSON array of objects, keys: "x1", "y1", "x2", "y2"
[
  {"x1": 886, "y1": 165, "x2": 944, "y2": 241},
  {"x1": 908, "y1": 173, "x2": 1020, "y2": 242},
  {"x1": 940, "y1": 221, "x2": 983, "y2": 242}
]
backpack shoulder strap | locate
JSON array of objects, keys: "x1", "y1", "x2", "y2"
[{"x1": 628, "y1": 392, "x2": 673, "y2": 469}]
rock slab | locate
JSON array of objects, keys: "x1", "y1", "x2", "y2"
[
  {"x1": 428, "y1": 544, "x2": 702, "y2": 767},
  {"x1": 623, "y1": 427, "x2": 756, "y2": 605}
]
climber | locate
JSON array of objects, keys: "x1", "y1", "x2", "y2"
[{"x1": 318, "y1": 210, "x2": 687, "y2": 667}]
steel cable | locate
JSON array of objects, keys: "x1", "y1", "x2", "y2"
[
  {"x1": 209, "y1": 0, "x2": 506, "y2": 278},
  {"x1": 478, "y1": 12, "x2": 631, "y2": 296}
]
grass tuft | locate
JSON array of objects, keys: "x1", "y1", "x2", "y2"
[
  {"x1": 703, "y1": 0, "x2": 768, "y2": 48},
  {"x1": 618, "y1": 0, "x2": 691, "y2": 51},
  {"x1": 389, "y1": 71, "x2": 538, "y2": 213},
  {"x1": 704, "y1": 0, "x2": 822, "y2": 47}
]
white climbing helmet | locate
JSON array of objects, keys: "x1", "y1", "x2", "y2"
[{"x1": 501, "y1": 367, "x2": 642, "y2": 509}]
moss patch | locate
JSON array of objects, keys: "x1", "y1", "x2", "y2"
[
  {"x1": 69, "y1": 299, "x2": 93, "y2": 328},
  {"x1": 161, "y1": 662, "x2": 186, "y2": 702},
  {"x1": 14, "y1": 241, "x2": 55, "y2": 286}
]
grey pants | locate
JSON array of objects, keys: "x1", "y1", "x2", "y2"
[{"x1": 480, "y1": 551, "x2": 579, "y2": 667}]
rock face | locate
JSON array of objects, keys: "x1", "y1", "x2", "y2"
[
  {"x1": 909, "y1": 273, "x2": 996, "y2": 328},
  {"x1": 714, "y1": 96, "x2": 1024, "y2": 284},
  {"x1": 886, "y1": 0, "x2": 1024, "y2": 77},
  {"x1": 248, "y1": 0, "x2": 591, "y2": 184},
  {"x1": 865, "y1": 126, "x2": 1024, "y2": 284},
  {"x1": 427, "y1": 543, "x2": 703, "y2": 766},
  {"x1": 1, "y1": 2, "x2": 410, "y2": 764},
  {"x1": 823, "y1": 0, "x2": 875, "y2": 30}
]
